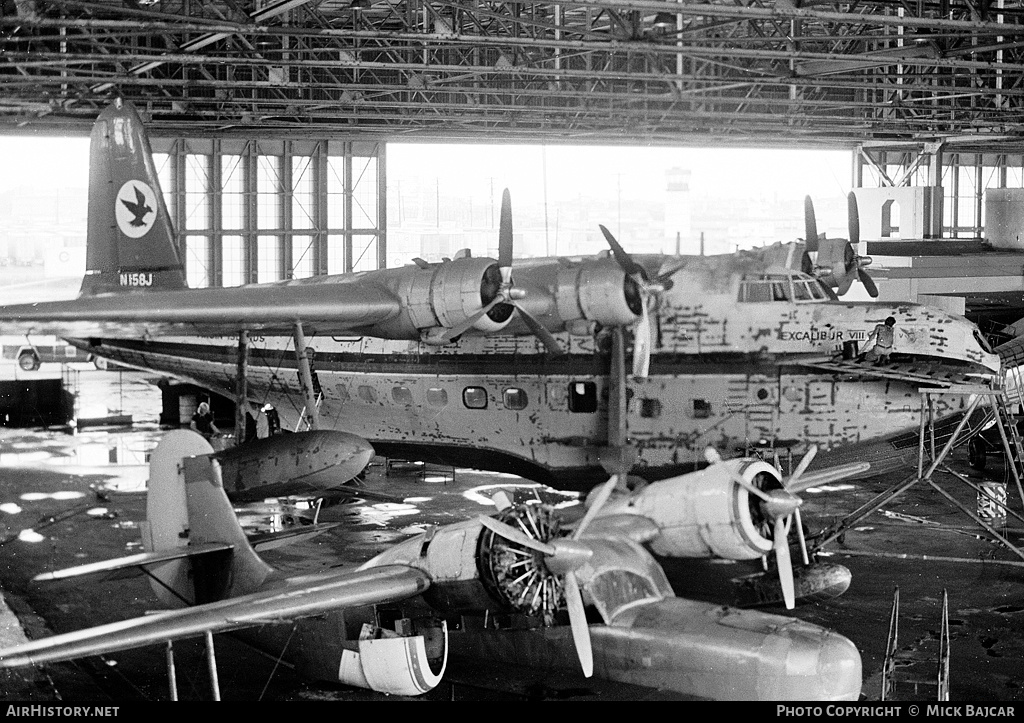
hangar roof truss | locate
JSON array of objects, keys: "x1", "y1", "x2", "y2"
[{"x1": 4, "y1": 0, "x2": 1024, "y2": 147}]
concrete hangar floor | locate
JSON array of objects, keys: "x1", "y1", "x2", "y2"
[{"x1": 0, "y1": 368, "x2": 1021, "y2": 702}]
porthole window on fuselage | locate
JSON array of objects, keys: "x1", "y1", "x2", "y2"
[
  {"x1": 357, "y1": 385, "x2": 378, "y2": 403},
  {"x1": 503, "y1": 388, "x2": 528, "y2": 410},
  {"x1": 426, "y1": 388, "x2": 448, "y2": 407},
  {"x1": 463, "y1": 386, "x2": 488, "y2": 409},
  {"x1": 392, "y1": 386, "x2": 414, "y2": 405}
]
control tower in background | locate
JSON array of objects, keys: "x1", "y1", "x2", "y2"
[{"x1": 664, "y1": 167, "x2": 693, "y2": 254}]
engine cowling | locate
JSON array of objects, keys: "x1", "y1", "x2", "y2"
[
  {"x1": 555, "y1": 259, "x2": 643, "y2": 328},
  {"x1": 337, "y1": 621, "x2": 448, "y2": 695},
  {"x1": 402, "y1": 256, "x2": 515, "y2": 340},
  {"x1": 361, "y1": 507, "x2": 568, "y2": 620},
  {"x1": 814, "y1": 238, "x2": 856, "y2": 291},
  {"x1": 604, "y1": 459, "x2": 783, "y2": 560}
]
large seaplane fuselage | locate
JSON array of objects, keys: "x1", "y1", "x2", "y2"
[{"x1": 70, "y1": 251, "x2": 999, "y2": 491}]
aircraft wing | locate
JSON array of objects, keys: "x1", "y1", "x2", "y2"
[
  {"x1": 0, "y1": 281, "x2": 403, "y2": 338},
  {"x1": 0, "y1": 564, "x2": 429, "y2": 668}
]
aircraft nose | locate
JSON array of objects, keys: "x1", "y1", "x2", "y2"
[
  {"x1": 777, "y1": 622, "x2": 863, "y2": 701},
  {"x1": 321, "y1": 430, "x2": 375, "y2": 468}
]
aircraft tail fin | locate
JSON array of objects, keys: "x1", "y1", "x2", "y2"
[
  {"x1": 81, "y1": 99, "x2": 188, "y2": 296},
  {"x1": 142, "y1": 430, "x2": 273, "y2": 608}
]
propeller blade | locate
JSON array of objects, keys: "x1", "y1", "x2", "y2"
[
  {"x1": 847, "y1": 191, "x2": 860, "y2": 246},
  {"x1": 804, "y1": 196, "x2": 819, "y2": 253},
  {"x1": 656, "y1": 259, "x2": 687, "y2": 288},
  {"x1": 598, "y1": 225, "x2": 645, "y2": 279},
  {"x1": 478, "y1": 515, "x2": 556, "y2": 555},
  {"x1": 794, "y1": 507, "x2": 810, "y2": 566},
  {"x1": 858, "y1": 268, "x2": 880, "y2": 298},
  {"x1": 837, "y1": 273, "x2": 855, "y2": 296},
  {"x1": 498, "y1": 189, "x2": 513, "y2": 269},
  {"x1": 775, "y1": 516, "x2": 796, "y2": 610},
  {"x1": 439, "y1": 295, "x2": 504, "y2": 343},
  {"x1": 821, "y1": 283, "x2": 840, "y2": 301},
  {"x1": 788, "y1": 461, "x2": 870, "y2": 494},
  {"x1": 516, "y1": 305, "x2": 566, "y2": 356},
  {"x1": 573, "y1": 474, "x2": 620, "y2": 540},
  {"x1": 564, "y1": 570, "x2": 593, "y2": 677},
  {"x1": 785, "y1": 444, "x2": 818, "y2": 490},
  {"x1": 632, "y1": 302, "x2": 652, "y2": 378}
]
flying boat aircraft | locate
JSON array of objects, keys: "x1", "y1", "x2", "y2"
[
  {"x1": 0, "y1": 428, "x2": 865, "y2": 701},
  {"x1": 0, "y1": 100, "x2": 1001, "y2": 492}
]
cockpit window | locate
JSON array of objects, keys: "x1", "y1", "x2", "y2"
[{"x1": 739, "y1": 274, "x2": 825, "y2": 304}]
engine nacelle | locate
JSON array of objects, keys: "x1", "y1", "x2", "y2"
[
  {"x1": 337, "y1": 621, "x2": 448, "y2": 695},
  {"x1": 555, "y1": 259, "x2": 642, "y2": 328},
  {"x1": 814, "y1": 238, "x2": 855, "y2": 290},
  {"x1": 402, "y1": 256, "x2": 514, "y2": 341},
  {"x1": 361, "y1": 507, "x2": 568, "y2": 619},
  {"x1": 604, "y1": 459, "x2": 782, "y2": 560}
]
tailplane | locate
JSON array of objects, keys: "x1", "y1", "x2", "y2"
[
  {"x1": 82, "y1": 98, "x2": 188, "y2": 296},
  {"x1": 142, "y1": 430, "x2": 272, "y2": 608}
]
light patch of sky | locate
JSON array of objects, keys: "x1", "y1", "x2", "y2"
[{"x1": 0, "y1": 136, "x2": 90, "y2": 192}]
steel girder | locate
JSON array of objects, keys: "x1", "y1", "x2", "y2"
[{"x1": 3, "y1": 0, "x2": 1024, "y2": 147}]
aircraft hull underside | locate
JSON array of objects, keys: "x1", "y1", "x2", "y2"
[{"x1": 80, "y1": 337, "x2": 971, "y2": 490}]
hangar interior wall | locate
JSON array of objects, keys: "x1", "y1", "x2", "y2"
[
  {"x1": 149, "y1": 137, "x2": 386, "y2": 287},
  {"x1": 858, "y1": 149, "x2": 1024, "y2": 241}
]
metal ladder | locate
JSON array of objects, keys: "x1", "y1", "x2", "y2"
[{"x1": 881, "y1": 587, "x2": 950, "y2": 702}]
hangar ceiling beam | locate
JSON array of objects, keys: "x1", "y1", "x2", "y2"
[{"x1": 4, "y1": 1, "x2": 1024, "y2": 147}]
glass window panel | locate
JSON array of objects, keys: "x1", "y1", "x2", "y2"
[
  {"x1": 152, "y1": 153, "x2": 173, "y2": 218},
  {"x1": 327, "y1": 234, "x2": 346, "y2": 274},
  {"x1": 292, "y1": 155, "x2": 315, "y2": 230},
  {"x1": 185, "y1": 235, "x2": 209, "y2": 288},
  {"x1": 426, "y1": 388, "x2": 448, "y2": 407},
  {"x1": 392, "y1": 387, "x2": 414, "y2": 405},
  {"x1": 292, "y1": 235, "x2": 314, "y2": 279},
  {"x1": 185, "y1": 154, "x2": 209, "y2": 230},
  {"x1": 222, "y1": 234, "x2": 244, "y2": 287},
  {"x1": 257, "y1": 155, "x2": 281, "y2": 230},
  {"x1": 463, "y1": 387, "x2": 488, "y2": 409},
  {"x1": 327, "y1": 156, "x2": 346, "y2": 228},
  {"x1": 503, "y1": 388, "x2": 528, "y2": 410},
  {"x1": 257, "y1": 235, "x2": 280, "y2": 283},
  {"x1": 351, "y1": 234, "x2": 378, "y2": 272},
  {"x1": 352, "y1": 156, "x2": 378, "y2": 228},
  {"x1": 357, "y1": 385, "x2": 378, "y2": 404},
  {"x1": 221, "y1": 154, "x2": 244, "y2": 230}
]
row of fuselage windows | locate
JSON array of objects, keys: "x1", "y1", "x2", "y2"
[{"x1": 345, "y1": 380, "x2": 712, "y2": 420}]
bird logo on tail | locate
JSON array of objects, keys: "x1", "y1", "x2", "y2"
[{"x1": 115, "y1": 180, "x2": 157, "y2": 238}]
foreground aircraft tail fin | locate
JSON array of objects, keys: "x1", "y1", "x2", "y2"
[
  {"x1": 81, "y1": 98, "x2": 188, "y2": 296},
  {"x1": 142, "y1": 430, "x2": 273, "y2": 608}
]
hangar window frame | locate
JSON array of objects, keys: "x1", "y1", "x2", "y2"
[{"x1": 150, "y1": 137, "x2": 386, "y2": 288}]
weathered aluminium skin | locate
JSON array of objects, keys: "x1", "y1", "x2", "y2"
[
  {"x1": 0, "y1": 99, "x2": 999, "y2": 491},
  {"x1": 78, "y1": 327, "x2": 984, "y2": 490}
]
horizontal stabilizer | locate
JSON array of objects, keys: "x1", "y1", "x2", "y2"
[
  {"x1": 32, "y1": 542, "x2": 234, "y2": 582},
  {"x1": 1, "y1": 564, "x2": 429, "y2": 668},
  {"x1": 248, "y1": 523, "x2": 341, "y2": 553}
]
